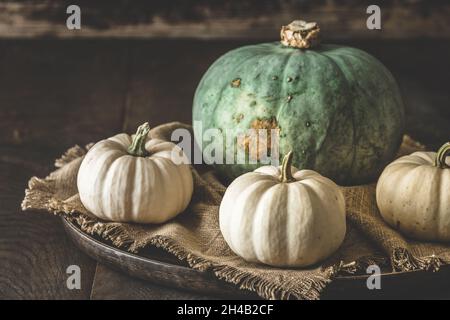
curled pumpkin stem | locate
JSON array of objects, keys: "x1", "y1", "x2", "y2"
[
  {"x1": 280, "y1": 150, "x2": 295, "y2": 183},
  {"x1": 128, "y1": 122, "x2": 150, "y2": 157},
  {"x1": 280, "y1": 20, "x2": 320, "y2": 49},
  {"x1": 434, "y1": 142, "x2": 450, "y2": 169}
]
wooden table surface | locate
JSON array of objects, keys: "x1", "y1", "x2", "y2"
[{"x1": 0, "y1": 39, "x2": 449, "y2": 300}]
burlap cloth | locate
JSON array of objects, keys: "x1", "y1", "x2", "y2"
[{"x1": 21, "y1": 122, "x2": 450, "y2": 300}]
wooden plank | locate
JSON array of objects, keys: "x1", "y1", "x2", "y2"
[
  {"x1": 0, "y1": 146, "x2": 97, "y2": 299},
  {"x1": 0, "y1": 39, "x2": 130, "y2": 299},
  {"x1": 0, "y1": 39, "x2": 130, "y2": 148},
  {"x1": 0, "y1": 1, "x2": 449, "y2": 40},
  {"x1": 90, "y1": 264, "x2": 218, "y2": 300}
]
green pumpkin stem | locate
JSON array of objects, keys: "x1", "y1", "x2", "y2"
[
  {"x1": 280, "y1": 151, "x2": 295, "y2": 183},
  {"x1": 128, "y1": 122, "x2": 150, "y2": 157},
  {"x1": 434, "y1": 142, "x2": 450, "y2": 169}
]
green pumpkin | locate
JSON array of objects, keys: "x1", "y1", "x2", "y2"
[{"x1": 192, "y1": 21, "x2": 404, "y2": 185}]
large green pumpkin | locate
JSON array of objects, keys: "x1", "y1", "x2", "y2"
[{"x1": 193, "y1": 21, "x2": 404, "y2": 185}]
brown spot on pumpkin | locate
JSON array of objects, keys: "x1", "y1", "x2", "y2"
[
  {"x1": 396, "y1": 221, "x2": 401, "y2": 229},
  {"x1": 233, "y1": 113, "x2": 244, "y2": 123},
  {"x1": 239, "y1": 117, "x2": 280, "y2": 161},
  {"x1": 231, "y1": 78, "x2": 241, "y2": 88}
]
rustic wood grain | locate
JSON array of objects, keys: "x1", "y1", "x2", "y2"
[
  {"x1": 0, "y1": 40, "x2": 131, "y2": 299},
  {"x1": 0, "y1": 146, "x2": 96, "y2": 299},
  {"x1": 1, "y1": 1, "x2": 450, "y2": 40},
  {"x1": 0, "y1": 40, "x2": 130, "y2": 148}
]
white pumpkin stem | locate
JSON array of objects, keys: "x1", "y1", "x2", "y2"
[
  {"x1": 435, "y1": 142, "x2": 450, "y2": 169},
  {"x1": 280, "y1": 20, "x2": 320, "y2": 49},
  {"x1": 128, "y1": 122, "x2": 150, "y2": 157},
  {"x1": 280, "y1": 150, "x2": 295, "y2": 183}
]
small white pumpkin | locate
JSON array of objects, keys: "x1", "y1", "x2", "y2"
[
  {"x1": 376, "y1": 142, "x2": 450, "y2": 241},
  {"x1": 77, "y1": 122, "x2": 193, "y2": 224},
  {"x1": 219, "y1": 151, "x2": 346, "y2": 267}
]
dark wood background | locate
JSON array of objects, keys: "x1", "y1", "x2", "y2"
[
  {"x1": 1, "y1": 0, "x2": 450, "y2": 39},
  {"x1": 0, "y1": 1, "x2": 449, "y2": 299}
]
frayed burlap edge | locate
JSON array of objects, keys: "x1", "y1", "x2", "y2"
[{"x1": 391, "y1": 247, "x2": 444, "y2": 272}]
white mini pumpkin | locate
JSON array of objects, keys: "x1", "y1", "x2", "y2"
[
  {"x1": 376, "y1": 142, "x2": 450, "y2": 241},
  {"x1": 219, "y1": 151, "x2": 346, "y2": 267},
  {"x1": 77, "y1": 122, "x2": 193, "y2": 224}
]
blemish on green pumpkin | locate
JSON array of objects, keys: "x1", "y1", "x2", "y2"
[
  {"x1": 239, "y1": 116, "x2": 280, "y2": 161},
  {"x1": 272, "y1": 76, "x2": 278, "y2": 80},
  {"x1": 287, "y1": 77, "x2": 293, "y2": 82},
  {"x1": 231, "y1": 78, "x2": 241, "y2": 88},
  {"x1": 305, "y1": 121, "x2": 311, "y2": 127},
  {"x1": 250, "y1": 101, "x2": 257, "y2": 107},
  {"x1": 287, "y1": 95, "x2": 293, "y2": 102},
  {"x1": 233, "y1": 113, "x2": 244, "y2": 123}
]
